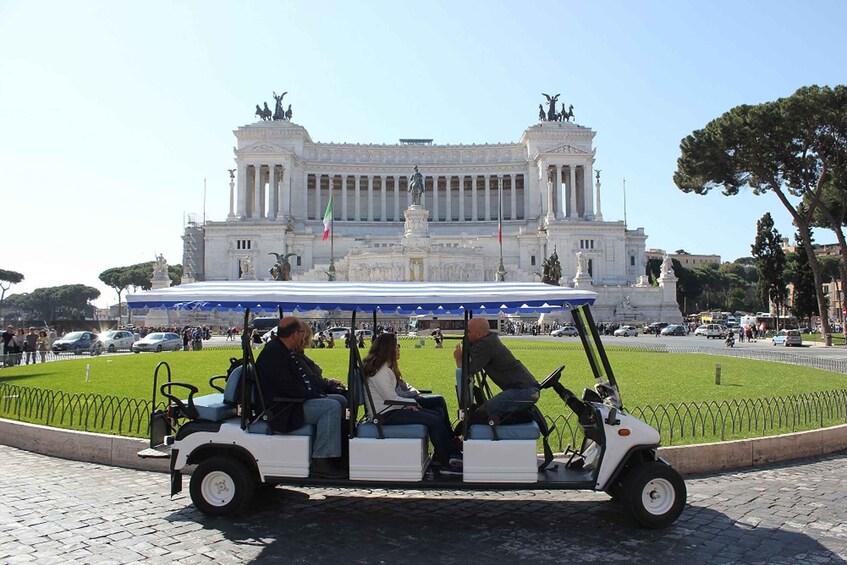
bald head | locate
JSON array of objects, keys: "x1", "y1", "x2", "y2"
[
  {"x1": 276, "y1": 316, "x2": 302, "y2": 343},
  {"x1": 467, "y1": 318, "x2": 490, "y2": 343}
]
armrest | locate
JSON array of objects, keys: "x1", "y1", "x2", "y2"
[
  {"x1": 417, "y1": 389, "x2": 432, "y2": 394},
  {"x1": 208, "y1": 374, "x2": 228, "y2": 393},
  {"x1": 160, "y1": 382, "x2": 200, "y2": 420},
  {"x1": 384, "y1": 398, "x2": 418, "y2": 407}
]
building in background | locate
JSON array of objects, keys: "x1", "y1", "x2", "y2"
[{"x1": 183, "y1": 103, "x2": 682, "y2": 324}]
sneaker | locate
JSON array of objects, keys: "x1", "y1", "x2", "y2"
[
  {"x1": 438, "y1": 464, "x2": 463, "y2": 475},
  {"x1": 448, "y1": 454, "x2": 463, "y2": 468}
]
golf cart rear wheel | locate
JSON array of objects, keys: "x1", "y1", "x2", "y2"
[
  {"x1": 189, "y1": 456, "x2": 255, "y2": 516},
  {"x1": 622, "y1": 461, "x2": 686, "y2": 529}
]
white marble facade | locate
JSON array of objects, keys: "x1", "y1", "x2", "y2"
[{"x1": 192, "y1": 118, "x2": 681, "y2": 323}]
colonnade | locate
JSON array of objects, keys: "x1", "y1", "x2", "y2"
[
  {"x1": 303, "y1": 172, "x2": 525, "y2": 223},
  {"x1": 540, "y1": 163, "x2": 595, "y2": 220},
  {"x1": 237, "y1": 166, "x2": 530, "y2": 222}
]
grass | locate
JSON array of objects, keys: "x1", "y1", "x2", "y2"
[{"x1": 2, "y1": 340, "x2": 846, "y2": 444}]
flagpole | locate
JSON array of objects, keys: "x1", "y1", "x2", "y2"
[
  {"x1": 496, "y1": 178, "x2": 506, "y2": 282},
  {"x1": 328, "y1": 197, "x2": 336, "y2": 281}
]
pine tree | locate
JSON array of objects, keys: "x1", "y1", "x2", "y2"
[
  {"x1": 790, "y1": 230, "x2": 819, "y2": 323},
  {"x1": 751, "y1": 213, "x2": 787, "y2": 320}
]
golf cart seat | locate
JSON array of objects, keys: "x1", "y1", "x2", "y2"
[
  {"x1": 457, "y1": 368, "x2": 547, "y2": 483},
  {"x1": 349, "y1": 366, "x2": 431, "y2": 481},
  {"x1": 190, "y1": 371, "x2": 241, "y2": 422},
  {"x1": 468, "y1": 421, "x2": 540, "y2": 440}
]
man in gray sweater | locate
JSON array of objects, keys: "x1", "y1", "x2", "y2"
[{"x1": 453, "y1": 317, "x2": 540, "y2": 423}]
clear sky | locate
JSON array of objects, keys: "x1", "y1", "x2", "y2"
[{"x1": 1, "y1": 0, "x2": 844, "y2": 307}]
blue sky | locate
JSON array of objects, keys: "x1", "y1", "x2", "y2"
[{"x1": 1, "y1": 0, "x2": 844, "y2": 307}]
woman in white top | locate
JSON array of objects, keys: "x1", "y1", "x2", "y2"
[{"x1": 362, "y1": 332, "x2": 461, "y2": 474}]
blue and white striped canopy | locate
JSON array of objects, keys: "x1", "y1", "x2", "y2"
[{"x1": 126, "y1": 281, "x2": 596, "y2": 315}]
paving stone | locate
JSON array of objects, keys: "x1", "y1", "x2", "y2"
[{"x1": 3, "y1": 445, "x2": 847, "y2": 563}]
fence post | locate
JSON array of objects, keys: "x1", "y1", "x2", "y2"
[{"x1": 715, "y1": 364, "x2": 721, "y2": 385}]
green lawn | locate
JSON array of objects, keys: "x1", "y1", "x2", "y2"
[{"x1": 2, "y1": 340, "x2": 846, "y2": 445}]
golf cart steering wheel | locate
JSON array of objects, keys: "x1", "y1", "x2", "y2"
[{"x1": 539, "y1": 365, "x2": 565, "y2": 390}]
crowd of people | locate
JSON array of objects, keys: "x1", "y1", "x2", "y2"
[{"x1": 0, "y1": 325, "x2": 56, "y2": 366}]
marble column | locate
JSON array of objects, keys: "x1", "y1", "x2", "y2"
[
  {"x1": 510, "y1": 173, "x2": 518, "y2": 220},
  {"x1": 367, "y1": 176, "x2": 374, "y2": 221},
  {"x1": 354, "y1": 175, "x2": 361, "y2": 221},
  {"x1": 393, "y1": 175, "x2": 400, "y2": 221},
  {"x1": 484, "y1": 175, "x2": 491, "y2": 221},
  {"x1": 277, "y1": 166, "x2": 286, "y2": 219},
  {"x1": 445, "y1": 175, "x2": 452, "y2": 222},
  {"x1": 268, "y1": 164, "x2": 277, "y2": 219},
  {"x1": 555, "y1": 165, "x2": 563, "y2": 219},
  {"x1": 432, "y1": 175, "x2": 439, "y2": 221},
  {"x1": 458, "y1": 174, "x2": 465, "y2": 221},
  {"x1": 253, "y1": 165, "x2": 263, "y2": 219},
  {"x1": 569, "y1": 165, "x2": 577, "y2": 219},
  {"x1": 583, "y1": 162, "x2": 594, "y2": 218},
  {"x1": 237, "y1": 165, "x2": 247, "y2": 218},
  {"x1": 341, "y1": 174, "x2": 348, "y2": 221},
  {"x1": 380, "y1": 175, "x2": 387, "y2": 221},
  {"x1": 595, "y1": 170, "x2": 603, "y2": 221},
  {"x1": 471, "y1": 175, "x2": 478, "y2": 221},
  {"x1": 315, "y1": 174, "x2": 322, "y2": 221}
]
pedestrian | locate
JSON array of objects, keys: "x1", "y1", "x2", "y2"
[
  {"x1": 36, "y1": 330, "x2": 49, "y2": 363},
  {"x1": 24, "y1": 327, "x2": 38, "y2": 365}
]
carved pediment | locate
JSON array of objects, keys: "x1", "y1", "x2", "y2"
[
  {"x1": 543, "y1": 143, "x2": 592, "y2": 155},
  {"x1": 242, "y1": 143, "x2": 285, "y2": 154}
]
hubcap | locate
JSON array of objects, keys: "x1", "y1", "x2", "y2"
[
  {"x1": 201, "y1": 471, "x2": 236, "y2": 507},
  {"x1": 641, "y1": 478, "x2": 675, "y2": 515}
]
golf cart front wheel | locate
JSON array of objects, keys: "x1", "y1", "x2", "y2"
[
  {"x1": 622, "y1": 461, "x2": 686, "y2": 528},
  {"x1": 189, "y1": 456, "x2": 255, "y2": 516}
]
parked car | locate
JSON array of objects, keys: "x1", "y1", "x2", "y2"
[
  {"x1": 551, "y1": 326, "x2": 579, "y2": 337},
  {"x1": 131, "y1": 332, "x2": 183, "y2": 353},
  {"x1": 355, "y1": 329, "x2": 374, "y2": 339},
  {"x1": 314, "y1": 326, "x2": 351, "y2": 341},
  {"x1": 97, "y1": 330, "x2": 136, "y2": 352},
  {"x1": 660, "y1": 324, "x2": 687, "y2": 336},
  {"x1": 613, "y1": 325, "x2": 638, "y2": 337},
  {"x1": 51, "y1": 331, "x2": 100, "y2": 355},
  {"x1": 772, "y1": 329, "x2": 802, "y2": 347},
  {"x1": 693, "y1": 324, "x2": 726, "y2": 339},
  {"x1": 645, "y1": 322, "x2": 669, "y2": 335}
]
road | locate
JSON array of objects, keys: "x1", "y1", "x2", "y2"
[{"x1": 2, "y1": 445, "x2": 847, "y2": 564}]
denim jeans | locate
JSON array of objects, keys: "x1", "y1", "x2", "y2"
[
  {"x1": 302, "y1": 394, "x2": 347, "y2": 458},
  {"x1": 483, "y1": 387, "x2": 540, "y2": 421},
  {"x1": 415, "y1": 394, "x2": 453, "y2": 436},
  {"x1": 383, "y1": 406, "x2": 455, "y2": 466}
]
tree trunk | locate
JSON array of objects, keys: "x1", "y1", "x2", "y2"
[{"x1": 796, "y1": 223, "x2": 832, "y2": 345}]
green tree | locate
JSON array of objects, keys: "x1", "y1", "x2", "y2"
[
  {"x1": 788, "y1": 231, "x2": 819, "y2": 324},
  {"x1": 0, "y1": 269, "x2": 24, "y2": 322},
  {"x1": 674, "y1": 85, "x2": 847, "y2": 344},
  {"x1": 4, "y1": 284, "x2": 100, "y2": 321},
  {"x1": 751, "y1": 213, "x2": 787, "y2": 321},
  {"x1": 100, "y1": 262, "x2": 183, "y2": 320}
]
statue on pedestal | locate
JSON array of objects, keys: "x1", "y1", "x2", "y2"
[
  {"x1": 272, "y1": 91, "x2": 287, "y2": 121},
  {"x1": 152, "y1": 254, "x2": 168, "y2": 279},
  {"x1": 269, "y1": 252, "x2": 296, "y2": 281},
  {"x1": 408, "y1": 165, "x2": 425, "y2": 206},
  {"x1": 239, "y1": 256, "x2": 256, "y2": 279},
  {"x1": 541, "y1": 93, "x2": 560, "y2": 121}
]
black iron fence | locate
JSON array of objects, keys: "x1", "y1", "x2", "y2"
[{"x1": 2, "y1": 381, "x2": 846, "y2": 449}]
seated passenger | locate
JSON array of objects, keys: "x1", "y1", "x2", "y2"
[
  {"x1": 453, "y1": 318, "x2": 540, "y2": 424},
  {"x1": 362, "y1": 332, "x2": 462, "y2": 474},
  {"x1": 255, "y1": 316, "x2": 347, "y2": 479}
]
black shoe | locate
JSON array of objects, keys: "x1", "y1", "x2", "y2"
[{"x1": 310, "y1": 458, "x2": 347, "y2": 479}]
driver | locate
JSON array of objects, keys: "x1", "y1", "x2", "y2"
[{"x1": 453, "y1": 318, "x2": 539, "y2": 424}]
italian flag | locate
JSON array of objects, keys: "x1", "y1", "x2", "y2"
[{"x1": 322, "y1": 197, "x2": 333, "y2": 241}]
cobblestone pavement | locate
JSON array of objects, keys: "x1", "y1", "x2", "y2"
[{"x1": 2, "y1": 446, "x2": 846, "y2": 564}]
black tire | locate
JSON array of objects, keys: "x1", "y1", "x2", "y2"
[
  {"x1": 189, "y1": 456, "x2": 255, "y2": 516},
  {"x1": 108, "y1": 344, "x2": 116, "y2": 353},
  {"x1": 156, "y1": 344, "x2": 163, "y2": 352},
  {"x1": 621, "y1": 461, "x2": 686, "y2": 529},
  {"x1": 73, "y1": 346, "x2": 82, "y2": 355}
]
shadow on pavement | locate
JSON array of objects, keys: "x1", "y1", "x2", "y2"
[{"x1": 166, "y1": 487, "x2": 843, "y2": 563}]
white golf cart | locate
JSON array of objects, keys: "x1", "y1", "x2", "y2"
[{"x1": 131, "y1": 281, "x2": 686, "y2": 529}]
